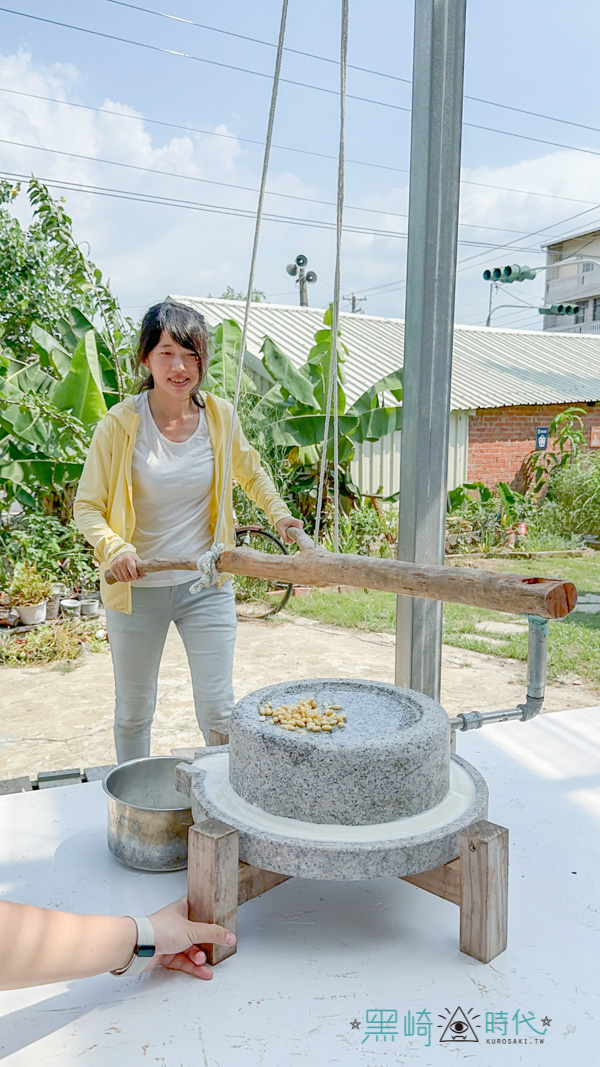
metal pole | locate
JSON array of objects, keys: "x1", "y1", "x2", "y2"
[
  {"x1": 486, "y1": 282, "x2": 494, "y2": 327},
  {"x1": 395, "y1": 0, "x2": 467, "y2": 700},
  {"x1": 487, "y1": 302, "x2": 537, "y2": 326},
  {"x1": 298, "y1": 266, "x2": 308, "y2": 306}
]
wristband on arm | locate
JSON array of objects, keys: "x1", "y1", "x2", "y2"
[{"x1": 110, "y1": 916, "x2": 155, "y2": 976}]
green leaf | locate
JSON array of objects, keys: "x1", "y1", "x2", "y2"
[
  {"x1": 496, "y1": 482, "x2": 515, "y2": 510},
  {"x1": 307, "y1": 340, "x2": 332, "y2": 366},
  {"x1": 272, "y1": 412, "x2": 359, "y2": 448},
  {"x1": 349, "y1": 405, "x2": 403, "y2": 443},
  {"x1": 260, "y1": 337, "x2": 317, "y2": 408},
  {"x1": 205, "y1": 320, "x2": 255, "y2": 399},
  {"x1": 348, "y1": 370, "x2": 403, "y2": 415},
  {"x1": 325, "y1": 436, "x2": 355, "y2": 464},
  {"x1": 31, "y1": 324, "x2": 72, "y2": 376},
  {"x1": 0, "y1": 458, "x2": 82, "y2": 492},
  {"x1": 50, "y1": 335, "x2": 107, "y2": 425}
]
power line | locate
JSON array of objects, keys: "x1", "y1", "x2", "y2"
[
  {"x1": 0, "y1": 7, "x2": 410, "y2": 114},
  {"x1": 105, "y1": 0, "x2": 600, "y2": 145},
  {"x1": 490, "y1": 313, "x2": 542, "y2": 329},
  {"x1": 1, "y1": 85, "x2": 598, "y2": 211},
  {"x1": 2, "y1": 169, "x2": 410, "y2": 235},
  {"x1": 0, "y1": 134, "x2": 563, "y2": 239},
  {"x1": 459, "y1": 285, "x2": 544, "y2": 326},
  {"x1": 5, "y1": 8, "x2": 600, "y2": 163},
  {"x1": 454, "y1": 200, "x2": 600, "y2": 277},
  {"x1": 0, "y1": 135, "x2": 414, "y2": 219},
  {"x1": 103, "y1": 0, "x2": 413, "y2": 86},
  {"x1": 0, "y1": 168, "x2": 564, "y2": 254},
  {"x1": 0, "y1": 86, "x2": 409, "y2": 176}
]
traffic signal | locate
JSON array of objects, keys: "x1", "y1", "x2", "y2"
[
  {"x1": 538, "y1": 304, "x2": 580, "y2": 316},
  {"x1": 483, "y1": 264, "x2": 536, "y2": 282}
]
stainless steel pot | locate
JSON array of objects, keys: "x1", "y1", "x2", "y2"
[{"x1": 103, "y1": 757, "x2": 193, "y2": 871}]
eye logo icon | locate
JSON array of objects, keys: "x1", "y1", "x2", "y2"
[{"x1": 438, "y1": 1007, "x2": 480, "y2": 1043}]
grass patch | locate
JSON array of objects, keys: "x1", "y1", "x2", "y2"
[
  {"x1": 475, "y1": 555, "x2": 600, "y2": 592},
  {"x1": 0, "y1": 620, "x2": 108, "y2": 667},
  {"x1": 285, "y1": 555, "x2": 600, "y2": 690}
]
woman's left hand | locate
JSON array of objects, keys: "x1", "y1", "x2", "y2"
[
  {"x1": 143, "y1": 896, "x2": 236, "y2": 980},
  {"x1": 276, "y1": 517, "x2": 305, "y2": 544}
]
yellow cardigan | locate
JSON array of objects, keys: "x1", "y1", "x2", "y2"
[{"x1": 73, "y1": 392, "x2": 292, "y2": 613}]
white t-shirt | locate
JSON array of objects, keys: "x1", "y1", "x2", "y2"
[{"x1": 131, "y1": 392, "x2": 215, "y2": 586}]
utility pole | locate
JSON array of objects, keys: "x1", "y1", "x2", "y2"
[
  {"x1": 395, "y1": 0, "x2": 467, "y2": 702},
  {"x1": 344, "y1": 293, "x2": 366, "y2": 313},
  {"x1": 286, "y1": 254, "x2": 317, "y2": 306},
  {"x1": 299, "y1": 266, "x2": 308, "y2": 307}
]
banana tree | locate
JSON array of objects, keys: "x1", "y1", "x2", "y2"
[
  {"x1": 252, "y1": 306, "x2": 403, "y2": 523},
  {"x1": 204, "y1": 319, "x2": 256, "y2": 399},
  {"x1": 0, "y1": 309, "x2": 260, "y2": 518},
  {"x1": 0, "y1": 308, "x2": 120, "y2": 518}
]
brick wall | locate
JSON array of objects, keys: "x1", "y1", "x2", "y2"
[{"x1": 467, "y1": 402, "x2": 600, "y2": 491}]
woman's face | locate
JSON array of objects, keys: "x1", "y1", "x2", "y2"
[{"x1": 144, "y1": 329, "x2": 201, "y2": 400}]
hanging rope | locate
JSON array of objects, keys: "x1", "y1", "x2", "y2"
[
  {"x1": 313, "y1": 0, "x2": 348, "y2": 553},
  {"x1": 213, "y1": 0, "x2": 289, "y2": 549}
]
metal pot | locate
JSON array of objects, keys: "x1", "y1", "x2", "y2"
[{"x1": 103, "y1": 757, "x2": 193, "y2": 871}]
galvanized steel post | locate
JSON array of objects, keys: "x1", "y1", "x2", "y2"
[{"x1": 395, "y1": 0, "x2": 467, "y2": 699}]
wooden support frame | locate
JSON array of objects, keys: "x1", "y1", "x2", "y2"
[
  {"x1": 403, "y1": 819, "x2": 509, "y2": 963},
  {"x1": 187, "y1": 820, "x2": 290, "y2": 965},
  {"x1": 187, "y1": 818, "x2": 508, "y2": 967}
]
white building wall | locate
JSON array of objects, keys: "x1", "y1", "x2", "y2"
[
  {"x1": 350, "y1": 410, "x2": 471, "y2": 497},
  {"x1": 243, "y1": 358, "x2": 471, "y2": 498}
]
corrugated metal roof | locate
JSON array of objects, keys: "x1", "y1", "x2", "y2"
[{"x1": 170, "y1": 296, "x2": 600, "y2": 411}]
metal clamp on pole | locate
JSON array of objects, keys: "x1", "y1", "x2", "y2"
[{"x1": 450, "y1": 616, "x2": 549, "y2": 732}]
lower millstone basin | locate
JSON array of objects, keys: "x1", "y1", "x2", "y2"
[{"x1": 228, "y1": 678, "x2": 451, "y2": 826}]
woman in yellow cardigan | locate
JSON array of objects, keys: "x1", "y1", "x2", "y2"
[{"x1": 74, "y1": 300, "x2": 302, "y2": 763}]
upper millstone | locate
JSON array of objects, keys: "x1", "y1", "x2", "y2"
[{"x1": 228, "y1": 678, "x2": 451, "y2": 826}]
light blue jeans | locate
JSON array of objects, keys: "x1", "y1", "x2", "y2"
[{"x1": 105, "y1": 579, "x2": 236, "y2": 763}]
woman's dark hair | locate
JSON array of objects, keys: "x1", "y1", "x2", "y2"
[{"x1": 135, "y1": 301, "x2": 208, "y2": 405}]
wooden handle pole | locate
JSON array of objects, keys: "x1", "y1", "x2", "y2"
[
  {"x1": 104, "y1": 549, "x2": 576, "y2": 619},
  {"x1": 287, "y1": 526, "x2": 318, "y2": 552},
  {"x1": 217, "y1": 547, "x2": 576, "y2": 620},
  {"x1": 104, "y1": 558, "x2": 198, "y2": 585}
]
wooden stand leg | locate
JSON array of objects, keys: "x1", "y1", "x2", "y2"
[
  {"x1": 209, "y1": 729, "x2": 229, "y2": 746},
  {"x1": 238, "y1": 862, "x2": 291, "y2": 904},
  {"x1": 187, "y1": 819, "x2": 239, "y2": 965},
  {"x1": 402, "y1": 819, "x2": 509, "y2": 964},
  {"x1": 459, "y1": 820, "x2": 508, "y2": 964}
]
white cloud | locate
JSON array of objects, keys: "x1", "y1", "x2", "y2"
[{"x1": 1, "y1": 49, "x2": 597, "y2": 330}]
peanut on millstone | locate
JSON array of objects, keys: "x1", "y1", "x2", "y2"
[{"x1": 257, "y1": 696, "x2": 346, "y2": 733}]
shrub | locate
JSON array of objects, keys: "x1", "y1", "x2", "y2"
[
  {"x1": 0, "y1": 511, "x2": 98, "y2": 590},
  {"x1": 535, "y1": 453, "x2": 600, "y2": 537},
  {"x1": 8, "y1": 562, "x2": 54, "y2": 606},
  {"x1": 323, "y1": 501, "x2": 397, "y2": 557}
]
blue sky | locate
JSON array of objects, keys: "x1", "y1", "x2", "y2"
[{"x1": 1, "y1": 0, "x2": 599, "y2": 330}]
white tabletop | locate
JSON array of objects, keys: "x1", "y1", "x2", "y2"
[{"x1": 1, "y1": 707, "x2": 599, "y2": 1066}]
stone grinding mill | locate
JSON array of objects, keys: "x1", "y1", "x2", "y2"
[{"x1": 114, "y1": 528, "x2": 576, "y2": 967}]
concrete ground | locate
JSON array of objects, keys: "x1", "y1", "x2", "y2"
[{"x1": 1, "y1": 612, "x2": 598, "y2": 780}]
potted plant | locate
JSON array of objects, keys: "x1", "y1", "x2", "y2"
[{"x1": 8, "y1": 563, "x2": 54, "y2": 625}]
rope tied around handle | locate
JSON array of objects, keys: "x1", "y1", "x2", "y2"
[{"x1": 189, "y1": 542, "x2": 225, "y2": 593}]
